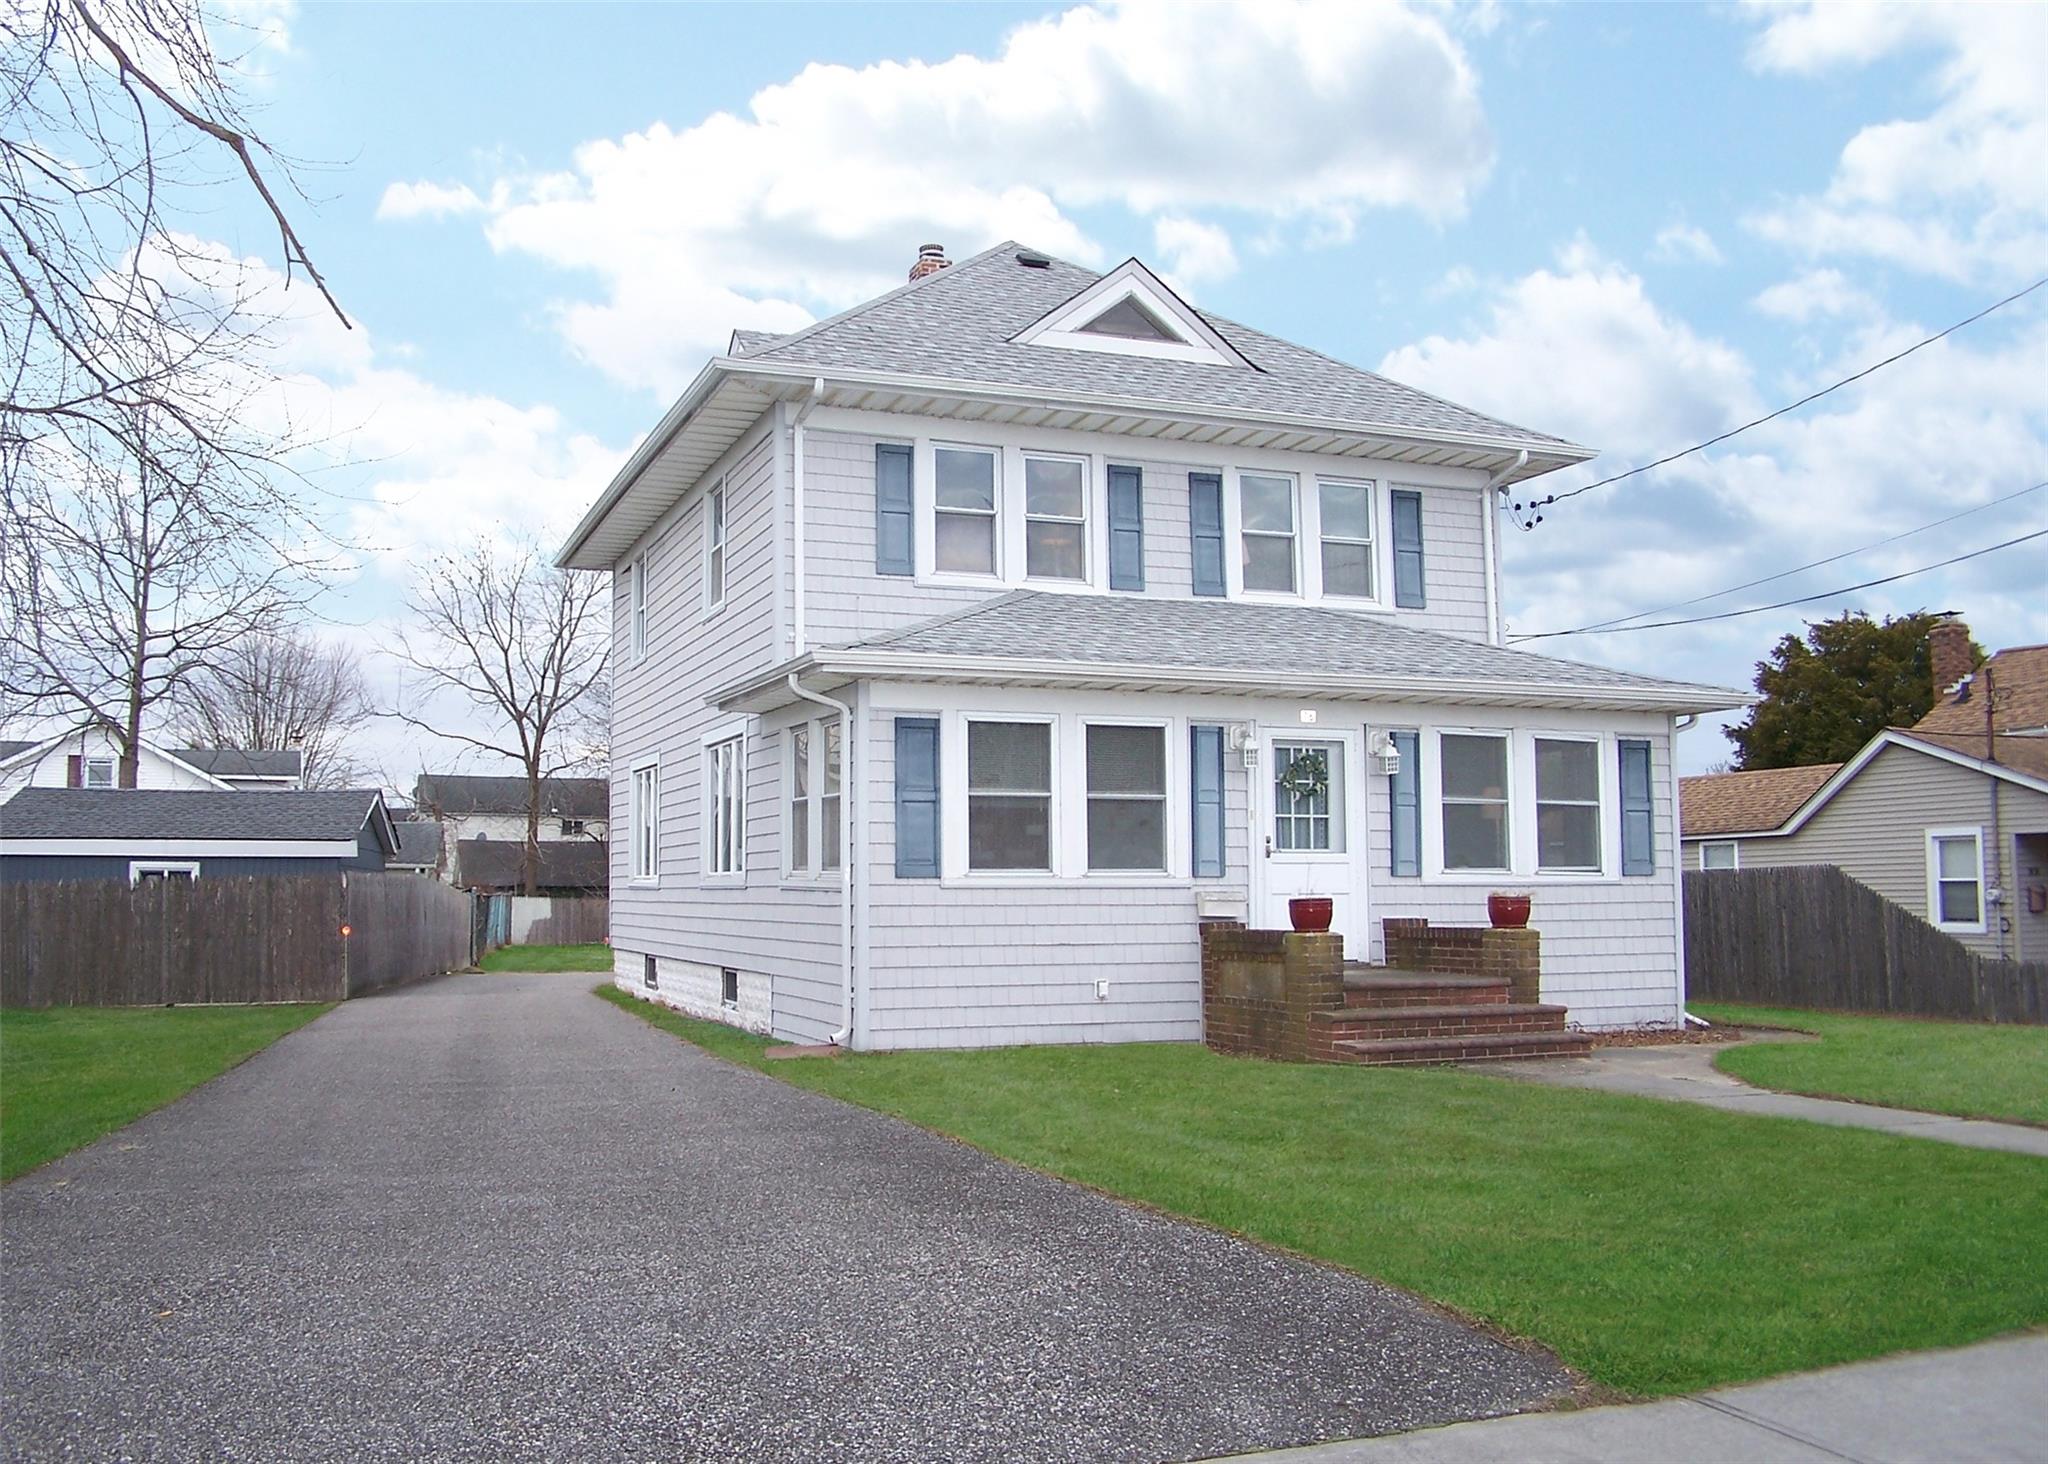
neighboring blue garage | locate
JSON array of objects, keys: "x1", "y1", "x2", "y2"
[{"x1": 0, "y1": 788, "x2": 401, "y2": 884}]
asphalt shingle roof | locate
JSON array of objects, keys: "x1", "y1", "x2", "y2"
[
  {"x1": 391, "y1": 821, "x2": 445, "y2": 868},
  {"x1": 0, "y1": 788, "x2": 383, "y2": 842},
  {"x1": 173, "y1": 747, "x2": 303, "y2": 779},
  {"x1": 1679, "y1": 763, "x2": 1843, "y2": 837},
  {"x1": 1914, "y1": 643, "x2": 2048, "y2": 742},
  {"x1": 455, "y1": 838, "x2": 608, "y2": 892},
  {"x1": 741, "y1": 243, "x2": 1584, "y2": 455},
  {"x1": 850, "y1": 591, "x2": 1737, "y2": 704},
  {"x1": 413, "y1": 775, "x2": 609, "y2": 820}
]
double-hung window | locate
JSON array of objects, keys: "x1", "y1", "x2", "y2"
[
  {"x1": 787, "y1": 724, "x2": 811, "y2": 873},
  {"x1": 1239, "y1": 473, "x2": 1297, "y2": 593},
  {"x1": 628, "y1": 553, "x2": 649, "y2": 660},
  {"x1": 1441, "y1": 733, "x2": 1510, "y2": 871},
  {"x1": 934, "y1": 445, "x2": 999, "y2": 575},
  {"x1": 1534, "y1": 737, "x2": 1601, "y2": 872},
  {"x1": 1023, "y1": 454, "x2": 1087, "y2": 581},
  {"x1": 704, "y1": 737, "x2": 742, "y2": 879},
  {"x1": 1928, "y1": 829, "x2": 1984, "y2": 931},
  {"x1": 1084, "y1": 724, "x2": 1166, "y2": 871},
  {"x1": 1318, "y1": 480, "x2": 1375, "y2": 599},
  {"x1": 630, "y1": 763, "x2": 659, "y2": 882},
  {"x1": 820, "y1": 720, "x2": 843, "y2": 872},
  {"x1": 786, "y1": 719, "x2": 844, "y2": 877},
  {"x1": 704, "y1": 481, "x2": 726, "y2": 610},
  {"x1": 967, "y1": 720, "x2": 1052, "y2": 871}
]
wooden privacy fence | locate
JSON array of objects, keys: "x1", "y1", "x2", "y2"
[
  {"x1": 1685, "y1": 866, "x2": 2048, "y2": 1024},
  {"x1": 472, "y1": 893, "x2": 609, "y2": 956},
  {"x1": 1, "y1": 872, "x2": 474, "y2": 1008}
]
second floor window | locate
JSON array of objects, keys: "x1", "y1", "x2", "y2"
[
  {"x1": 1024, "y1": 454, "x2": 1087, "y2": 581},
  {"x1": 629, "y1": 553, "x2": 648, "y2": 660},
  {"x1": 1240, "y1": 473, "x2": 1296, "y2": 593},
  {"x1": 705, "y1": 482, "x2": 726, "y2": 608},
  {"x1": 1318, "y1": 480, "x2": 1375, "y2": 599},
  {"x1": 560, "y1": 818, "x2": 588, "y2": 838},
  {"x1": 935, "y1": 445, "x2": 998, "y2": 575}
]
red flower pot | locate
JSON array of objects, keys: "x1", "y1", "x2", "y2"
[
  {"x1": 1488, "y1": 892, "x2": 1532, "y2": 929},
  {"x1": 1289, "y1": 896, "x2": 1334, "y2": 933}
]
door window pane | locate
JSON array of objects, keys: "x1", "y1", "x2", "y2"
[
  {"x1": 968, "y1": 721, "x2": 1052, "y2": 871},
  {"x1": 1273, "y1": 741, "x2": 1343, "y2": 852},
  {"x1": 1441, "y1": 733, "x2": 1508, "y2": 870},
  {"x1": 1086, "y1": 724, "x2": 1166, "y2": 871},
  {"x1": 1535, "y1": 737, "x2": 1600, "y2": 871}
]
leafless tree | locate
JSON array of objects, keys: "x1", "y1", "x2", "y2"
[
  {"x1": 392, "y1": 537, "x2": 609, "y2": 896},
  {"x1": 172, "y1": 627, "x2": 371, "y2": 787}
]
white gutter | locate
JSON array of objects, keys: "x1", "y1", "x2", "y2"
[
  {"x1": 1480, "y1": 450, "x2": 1526, "y2": 647},
  {"x1": 786, "y1": 672, "x2": 856, "y2": 1046},
  {"x1": 789, "y1": 378, "x2": 826, "y2": 656}
]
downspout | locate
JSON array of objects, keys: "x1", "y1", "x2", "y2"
[
  {"x1": 790, "y1": 377, "x2": 826, "y2": 656},
  {"x1": 788, "y1": 672, "x2": 856, "y2": 1045},
  {"x1": 1480, "y1": 450, "x2": 1527, "y2": 646},
  {"x1": 1670, "y1": 712, "x2": 1710, "y2": 1028}
]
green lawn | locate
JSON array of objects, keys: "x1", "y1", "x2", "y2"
[
  {"x1": 1, "y1": 1004, "x2": 330, "y2": 1181},
  {"x1": 479, "y1": 943, "x2": 614, "y2": 973},
  {"x1": 1693, "y1": 1002, "x2": 2048, "y2": 1127},
  {"x1": 598, "y1": 986, "x2": 2048, "y2": 1398}
]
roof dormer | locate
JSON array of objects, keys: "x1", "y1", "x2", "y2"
[{"x1": 1010, "y1": 257, "x2": 1255, "y2": 370}]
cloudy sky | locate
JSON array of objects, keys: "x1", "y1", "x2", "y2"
[{"x1": 202, "y1": 0, "x2": 2044, "y2": 780}]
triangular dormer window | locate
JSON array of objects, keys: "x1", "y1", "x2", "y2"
[{"x1": 1011, "y1": 258, "x2": 1254, "y2": 369}]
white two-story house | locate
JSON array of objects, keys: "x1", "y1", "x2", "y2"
[{"x1": 558, "y1": 242, "x2": 1744, "y2": 1049}]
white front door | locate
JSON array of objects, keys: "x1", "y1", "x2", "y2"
[{"x1": 1253, "y1": 728, "x2": 1367, "y2": 953}]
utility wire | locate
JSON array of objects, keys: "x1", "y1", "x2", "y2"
[
  {"x1": 1551, "y1": 478, "x2": 2048, "y2": 637},
  {"x1": 1511, "y1": 524, "x2": 2048, "y2": 640},
  {"x1": 1506, "y1": 275, "x2": 2048, "y2": 527}
]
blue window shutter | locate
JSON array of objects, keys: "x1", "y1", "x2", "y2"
[
  {"x1": 1191, "y1": 724, "x2": 1225, "y2": 877},
  {"x1": 1620, "y1": 738, "x2": 1655, "y2": 876},
  {"x1": 1189, "y1": 472, "x2": 1225, "y2": 597},
  {"x1": 1108, "y1": 465, "x2": 1145, "y2": 591},
  {"x1": 1391, "y1": 489, "x2": 1426, "y2": 608},
  {"x1": 894, "y1": 718, "x2": 940, "y2": 878},
  {"x1": 875, "y1": 443, "x2": 914, "y2": 576},
  {"x1": 1389, "y1": 730, "x2": 1420, "y2": 877}
]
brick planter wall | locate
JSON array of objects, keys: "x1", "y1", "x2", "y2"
[
  {"x1": 1384, "y1": 918, "x2": 1542, "y2": 1005},
  {"x1": 1199, "y1": 920, "x2": 1344, "y2": 1061}
]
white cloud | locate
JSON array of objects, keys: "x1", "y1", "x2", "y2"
[
  {"x1": 1153, "y1": 216, "x2": 1239, "y2": 288},
  {"x1": 406, "y1": 0, "x2": 1494, "y2": 394},
  {"x1": 1741, "y1": 2, "x2": 2047, "y2": 282},
  {"x1": 1651, "y1": 222, "x2": 1723, "y2": 265},
  {"x1": 1751, "y1": 268, "x2": 1877, "y2": 322},
  {"x1": 376, "y1": 180, "x2": 486, "y2": 221}
]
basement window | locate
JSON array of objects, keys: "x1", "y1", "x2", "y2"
[
  {"x1": 643, "y1": 954, "x2": 658, "y2": 990},
  {"x1": 721, "y1": 967, "x2": 739, "y2": 1009}
]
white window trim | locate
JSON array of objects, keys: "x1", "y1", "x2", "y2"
[
  {"x1": 1313, "y1": 476, "x2": 1386, "y2": 606},
  {"x1": 1925, "y1": 826, "x2": 1987, "y2": 934},
  {"x1": 1699, "y1": 840, "x2": 1740, "y2": 871},
  {"x1": 628, "y1": 756, "x2": 661, "y2": 886},
  {"x1": 1078, "y1": 716, "x2": 1175, "y2": 876},
  {"x1": 1532, "y1": 732, "x2": 1604, "y2": 875},
  {"x1": 1422, "y1": 728, "x2": 1622, "y2": 883},
  {"x1": 703, "y1": 478, "x2": 727, "y2": 615},
  {"x1": 1021, "y1": 449, "x2": 1091, "y2": 586},
  {"x1": 700, "y1": 729, "x2": 746, "y2": 886},
  {"x1": 129, "y1": 860, "x2": 198, "y2": 886},
  {"x1": 84, "y1": 755, "x2": 116, "y2": 789},
  {"x1": 628, "y1": 552, "x2": 649, "y2": 662},
  {"x1": 1235, "y1": 470, "x2": 1302, "y2": 601}
]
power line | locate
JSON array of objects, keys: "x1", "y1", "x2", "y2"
[
  {"x1": 1551, "y1": 478, "x2": 2048, "y2": 637},
  {"x1": 1511, "y1": 524, "x2": 2048, "y2": 640},
  {"x1": 1506, "y1": 275, "x2": 2048, "y2": 528}
]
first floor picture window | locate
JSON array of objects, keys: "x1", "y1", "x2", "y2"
[
  {"x1": 935, "y1": 445, "x2": 998, "y2": 575},
  {"x1": 631, "y1": 764, "x2": 659, "y2": 881},
  {"x1": 967, "y1": 720, "x2": 1051, "y2": 871},
  {"x1": 705, "y1": 738, "x2": 742, "y2": 878},
  {"x1": 1534, "y1": 737, "x2": 1601, "y2": 871},
  {"x1": 1930, "y1": 831, "x2": 1983, "y2": 927},
  {"x1": 1441, "y1": 733, "x2": 1509, "y2": 870},
  {"x1": 1085, "y1": 724, "x2": 1166, "y2": 871}
]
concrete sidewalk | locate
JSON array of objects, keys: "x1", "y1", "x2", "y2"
[
  {"x1": 1471, "y1": 1040, "x2": 2048, "y2": 1158},
  {"x1": 1242, "y1": 1332, "x2": 2048, "y2": 1462}
]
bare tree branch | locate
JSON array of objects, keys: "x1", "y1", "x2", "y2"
[{"x1": 171, "y1": 627, "x2": 371, "y2": 787}]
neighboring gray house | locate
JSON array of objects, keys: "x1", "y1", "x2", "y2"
[
  {"x1": 410, "y1": 774, "x2": 609, "y2": 888},
  {"x1": 1683, "y1": 629, "x2": 2048, "y2": 964},
  {"x1": 0, "y1": 733, "x2": 299, "y2": 793},
  {"x1": 0, "y1": 788, "x2": 400, "y2": 884},
  {"x1": 557, "y1": 241, "x2": 1743, "y2": 1048}
]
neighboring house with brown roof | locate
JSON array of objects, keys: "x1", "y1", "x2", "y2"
[{"x1": 1681, "y1": 622, "x2": 2048, "y2": 964}]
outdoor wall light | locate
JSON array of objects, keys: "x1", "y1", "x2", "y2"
[{"x1": 1372, "y1": 732, "x2": 1402, "y2": 778}]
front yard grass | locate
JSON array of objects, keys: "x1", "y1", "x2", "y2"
[
  {"x1": 599, "y1": 986, "x2": 2048, "y2": 1398},
  {"x1": 478, "y1": 942, "x2": 614, "y2": 973},
  {"x1": 1, "y1": 1003, "x2": 330, "y2": 1181},
  {"x1": 1693, "y1": 1002, "x2": 2048, "y2": 1126}
]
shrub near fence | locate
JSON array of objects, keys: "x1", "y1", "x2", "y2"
[
  {"x1": 1, "y1": 872, "x2": 473, "y2": 1009},
  {"x1": 1684, "y1": 866, "x2": 2048, "y2": 1024}
]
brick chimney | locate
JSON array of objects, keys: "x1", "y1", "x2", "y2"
[
  {"x1": 1929, "y1": 616, "x2": 1975, "y2": 699},
  {"x1": 908, "y1": 243, "x2": 949, "y2": 282}
]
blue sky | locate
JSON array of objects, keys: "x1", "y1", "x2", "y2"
[{"x1": 200, "y1": 1, "x2": 2045, "y2": 778}]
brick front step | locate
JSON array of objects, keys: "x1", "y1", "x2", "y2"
[
  {"x1": 1311, "y1": 1002, "x2": 1568, "y2": 1041},
  {"x1": 1341, "y1": 972, "x2": 1511, "y2": 1008},
  {"x1": 1333, "y1": 1030, "x2": 1593, "y2": 1066}
]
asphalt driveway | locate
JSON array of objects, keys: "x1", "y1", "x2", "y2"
[{"x1": 2, "y1": 972, "x2": 1571, "y2": 1461}]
